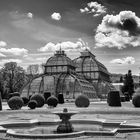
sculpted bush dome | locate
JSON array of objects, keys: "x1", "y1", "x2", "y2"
[
  {"x1": 47, "y1": 96, "x2": 58, "y2": 107},
  {"x1": 30, "y1": 94, "x2": 45, "y2": 107},
  {"x1": 0, "y1": 62, "x2": 27, "y2": 99},
  {"x1": 8, "y1": 96, "x2": 23, "y2": 110},
  {"x1": 75, "y1": 94, "x2": 90, "y2": 108},
  {"x1": 132, "y1": 93, "x2": 140, "y2": 107}
]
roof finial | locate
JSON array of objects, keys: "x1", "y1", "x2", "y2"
[
  {"x1": 85, "y1": 42, "x2": 89, "y2": 51},
  {"x1": 60, "y1": 43, "x2": 62, "y2": 52}
]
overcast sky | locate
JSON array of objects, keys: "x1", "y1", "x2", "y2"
[{"x1": 0, "y1": 0, "x2": 140, "y2": 75}]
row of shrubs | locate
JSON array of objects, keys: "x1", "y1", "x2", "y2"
[
  {"x1": 7, "y1": 90, "x2": 140, "y2": 110},
  {"x1": 7, "y1": 92, "x2": 64, "y2": 110},
  {"x1": 7, "y1": 92, "x2": 90, "y2": 110},
  {"x1": 107, "y1": 90, "x2": 140, "y2": 107}
]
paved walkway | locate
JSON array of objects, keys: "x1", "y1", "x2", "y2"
[{"x1": 0, "y1": 101, "x2": 140, "y2": 139}]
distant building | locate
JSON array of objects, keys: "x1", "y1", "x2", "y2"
[{"x1": 21, "y1": 49, "x2": 115, "y2": 99}]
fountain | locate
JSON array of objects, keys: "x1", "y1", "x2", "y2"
[
  {"x1": 53, "y1": 108, "x2": 77, "y2": 133},
  {"x1": 1, "y1": 108, "x2": 140, "y2": 139}
]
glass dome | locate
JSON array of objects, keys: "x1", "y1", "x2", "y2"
[
  {"x1": 73, "y1": 49, "x2": 110, "y2": 82},
  {"x1": 44, "y1": 49, "x2": 75, "y2": 74}
]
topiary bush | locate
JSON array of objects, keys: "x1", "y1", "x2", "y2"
[
  {"x1": 8, "y1": 96, "x2": 23, "y2": 110},
  {"x1": 28, "y1": 100, "x2": 37, "y2": 109},
  {"x1": 107, "y1": 91, "x2": 121, "y2": 107},
  {"x1": 8, "y1": 92, "x2": 20, "y2": 99},
  {"x1": 58, "y1": 93, "x2": 64, "y2": 104},
  {"x1": 132, "y1": 93, "x2": 140, "y2": 107},
  {"x1": 30, "y1": 94, "x2": 45, "y2": 107},
  {"x1": 43, "y1": 92, "x2": 51, "y2": 104},
  {"x1": 22, "y1": 96, "x2": 29, "y2": 106},
  {"x1": 75, "y1": 94, "x2": 90, "y2": 108},
  {"x1": 47, "y1": 96, "x2": 58, "y2": 107}
]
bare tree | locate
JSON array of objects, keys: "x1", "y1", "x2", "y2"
[{"x1": 26, "y1": 64, "x2": 43, "y2": 77}]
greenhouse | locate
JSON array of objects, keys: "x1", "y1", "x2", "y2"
[
  {"x1": 21, "y1": 49, "x2": 115, "y2": 99},
  {"x1": 73, "y1": 49, "x2": 115, "y2": 97}
]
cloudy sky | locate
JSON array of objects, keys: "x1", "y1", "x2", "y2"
[{"x1": 0, "y1": 0, "x2": 140, "y2": 75}]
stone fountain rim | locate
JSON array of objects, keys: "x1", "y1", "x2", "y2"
[
  {"x1": 1, "y1": 119, "x2": 140, "y2": 139},
  {"x1": 52, "y1": 111, "x2": 78, "y2": 115}
]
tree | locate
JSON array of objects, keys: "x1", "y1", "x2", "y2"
[
  {"x1": 120, "y1": 76, "x2": 123, "y2": 83},
  {"x1": 26, "y1": 64, "x2": 43, "y2": 78},
  {"x1": 0, "y1": 62, "x2": 26, "y2": 98},
  {"x1": 0, "y1": 71, "x2": 6, "y2": 98},
  {"x1": 123, "y1": 70, "x2": 134, "y2": 99}
]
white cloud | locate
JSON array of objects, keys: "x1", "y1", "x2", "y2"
[
  {"x1": 110, "y1": 56, "x2": 135, "y2": 64},
  {"x1": 0, "y1": 59, "x2": 22, "y2": 66},
  {"x1": 38, "y1": 42, "x2": 56, "y2": 52},
  {"x1": 51, "y1": 12, "x2": 61, "y2": 21},
  {"x1": 80, "y1": 7, "x2": 89, "y2": 13},
  {"x1": 95, "y1": 11, "x2": 140, "y2": 49},
  {"x1": 80, "y1": 1, "x2": 107, "y2": 16},
  {"x1": 27, "y1": 12, "x2": 33, "y2": 18},
  {"x1": 0, "y1": 48, "x2": 28, "y2": 56},
  {"x1": 80, "y1": 9, "x2": 86, "y2": 13},
  {"x1": 38, "y1": 39, "x2": 89, "y2": 52},
  {"x1": 36, "y1": 57, "x2": 48, "y2": 63},
  {"x1": 0, "y1": 41, "x2": 7, "y2": 47},
  {"x1": 0, "y1": 53, "x2": 6, "y2": 57}
]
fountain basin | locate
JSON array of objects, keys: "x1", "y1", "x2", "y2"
[{"x1": 1, "y1": 119, "x2": 140, "y2": 139}]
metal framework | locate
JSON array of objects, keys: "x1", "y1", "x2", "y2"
[{"x1": 21, "y1": 49, "x2": 113, "y2": 99}]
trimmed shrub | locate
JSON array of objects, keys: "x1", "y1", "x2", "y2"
[
  {"x1": 75, "y1": 94, "x2": 90, "y2": 108},
  {"x1": 8, "y1": 96, "x2": 23, "y2": 110},
  {"x1": 58, "y1": 93, "x2": 64, "y2": 104},
  {"x1": 132, "y1": 93, "x2": 140, "y2": 107},
  {"x1": 22, "y1": 96, "x2": 29, "y2": 106},
  {"x1": 47, "y1": 96, "x2": 58, "y2": 107},
  {"x1": 43, "y1": 92, "x2": 51, "y2": 104},
  {"x1": 28, "y1": 100, "x2": 37, "y2": 109},
  {"x1": 30, "y1": 94, "x2": 45, "y2": 107},
  {"x1": 107, "y1": 91, "x2": 121, "y2": 107},
  {"x1": 8, "y1": 92, "x2": 20, "y2": 99}
]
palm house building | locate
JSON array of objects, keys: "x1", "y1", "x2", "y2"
[{"x1": 21, "y1": 49, "x2": 115, "y2": 99}]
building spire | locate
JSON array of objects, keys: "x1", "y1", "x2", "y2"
[
  {"x1": 59, "y1": 42, "x2": 62, "y2": 52},
  {"x1": 55, "y1": 42, "x2": 66, "y2": 56}
]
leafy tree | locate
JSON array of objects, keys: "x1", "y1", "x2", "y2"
[
  {"x1": 0, "y1": 71, "x2": 6, "y2": 98},
  {"x1": 123, "y1": 70, "x2": 134, "y2": 99},
  {"x1": 120, "y1": 76, "x2": 123, "y2": 83},
  {"x1": 0, "y1": 62, "x2": 26, "y2": 98}
]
